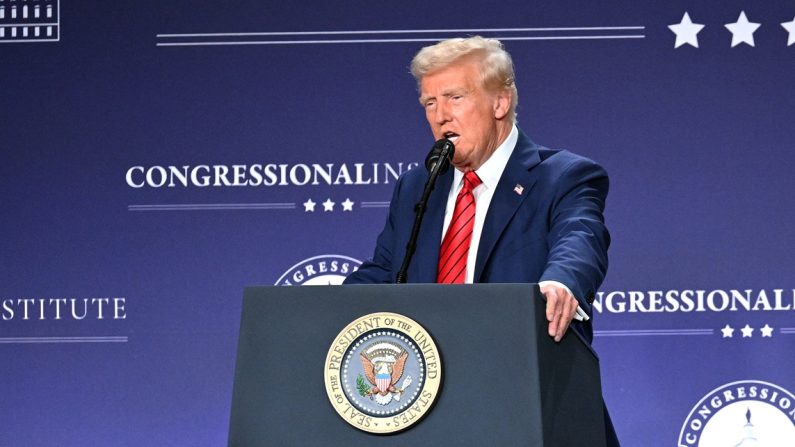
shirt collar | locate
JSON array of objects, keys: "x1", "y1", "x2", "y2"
[{"x1": 453, "y1": 124, "x2": 518, "y2": 190}]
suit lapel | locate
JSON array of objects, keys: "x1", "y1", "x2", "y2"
[
  {"x1": 411, "y1": 168, "x2": 454, "y2": 283},
  {"x1": 474, "y1": 130, "x2": 542, "y2": 282}
]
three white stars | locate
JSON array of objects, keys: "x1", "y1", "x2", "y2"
[
  {"x1": 725, "y1": 11, "x2": 761, "y2": 47},
  {"x1": 303, "y1": 198, "x2": 354, "y2": 212},
  {"x1": 720, "y1": 323, "x2": 774, "y2": 338},
  {"x1": 668, "y1": 11, "x2": 795, "y2": 48}
]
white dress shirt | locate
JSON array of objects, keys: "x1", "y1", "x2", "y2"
[{"x1": 440, "y1": 125, "x2": 589, "y2": 321}]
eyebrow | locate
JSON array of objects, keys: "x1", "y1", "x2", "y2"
[{"x1": 419, "y1": 88, "x2": 469, "y2": 104}]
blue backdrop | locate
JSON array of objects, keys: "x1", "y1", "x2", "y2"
[{"x1": 2, "y1": 1, "x2": 794, "y2": 445}]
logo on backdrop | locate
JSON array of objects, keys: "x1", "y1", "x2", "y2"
[
  {"x1": 1, "y1": 297, "x2": 127, "y2": 322},
  {"x1": 125, "y1": 162, "x2": 418, "y2": 188},
  {"x1": 594, "y1": 289, "x2": 795, "y2": 315},
  {"x1": 125, "y1": 161, "x2": 418, "y2": 213},
  {"x1": 274, "y1": 255, "x2": 361, "y2": 285},
  {"x1": 678, "y1": 380, "x2": 795, "y2": 446},
  {"x1": 0, "y1": 0, "x2": 59, "y2": 43},
  {"x1": 592, "y1": 288, "x2": 795, "y2": 341},
  {"x1": 324, "y1": 312, "x2": 442, "y2": 434},
  {"x1": 0, "y1": 296, "x2": 129, "y2": 344}
]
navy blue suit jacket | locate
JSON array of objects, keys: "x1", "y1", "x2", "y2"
[{"x1": 345, "y1": 129, "x2": 610, "y2": 343}]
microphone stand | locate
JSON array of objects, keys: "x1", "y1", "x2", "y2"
[{"x1": 395, "y1": 140, "x2": 454, "y2": 283}]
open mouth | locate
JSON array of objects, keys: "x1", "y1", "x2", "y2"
[{"x1": 443, "y1": 132, "x2": 460, "y2": 144}]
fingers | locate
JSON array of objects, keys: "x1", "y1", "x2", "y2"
[
  {"x1": 542, "y1": 285, "x2": 578, "y2": 342},
  {"x1": 544, "y1": 289, "x2": 560, "y2": 338},
  {"x1": 556, "y1": 296, "x2": 577, "y2": 342}
]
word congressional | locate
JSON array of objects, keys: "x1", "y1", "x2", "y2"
[
  {"x1": 594, "y1": 288, "x2": 795, "y2": 313},
  {"x1": 126, "y1": 162, "x2": 419, "y2": 188}
]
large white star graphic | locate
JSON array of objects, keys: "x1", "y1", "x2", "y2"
[
  {"x1": 720, "y1": 324, "x2": 735, "y2": 338},
  {"x1": 322, "y1": 198, "x2": 335, "y2": 212},
  {"x1": 303, "y1": 198, "x2": 316, "y2": 212},
  {"x1": 760, "y1": 324, "x2": 774, "y2": 337},
  {"x1": 668, "y1": 12, "x2": 705, "y2": 48},
  {"x1": 725, "y1": 11, "x2": 761, "y2": 48},
  {"x1": 740, "y1": 324, "x2": 754, "y2": 338},
  {"x1": 341, "y1": 198, "x2": 354, "y2": 212},
  {"x1": 782, "y1": 17, "x2": 795, "y2": 47}
]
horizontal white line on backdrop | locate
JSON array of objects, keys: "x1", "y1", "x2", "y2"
[
  {"x1": 157, "y1": 35, "x2": 645, "y2": 47},
  {"x1": 128, "y1": 203, "x2": 295, "y2": 211},
  {"x1": 0, "y1": 336, "x2": 128, "y2": 344},
  {"x1": 157, "y1": 26, "x2": 646, "y2": 38},
  {"x1": 594, "y1": 329, "x2": 714, "y2": 337}
]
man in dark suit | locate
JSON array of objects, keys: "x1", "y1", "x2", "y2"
[
  {"x1": 344, "y1": 36, "x2": 617, "y2": 444},
  {"x1": 345, "y1": 35, "x2": 609, "y2": 343}
]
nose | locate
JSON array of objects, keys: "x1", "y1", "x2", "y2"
[{"x1": 432, "y1": 100, "x2": 451, "y2": 125}]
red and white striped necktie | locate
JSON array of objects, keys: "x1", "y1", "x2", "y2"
[{"x1": 437, "y1": 171, "x2": 482, "y2": 284}]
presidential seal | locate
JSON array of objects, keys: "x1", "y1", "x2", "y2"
[
  {"x1": 324, "y1": 312, "x2": 442, "y2": 434},
  {"x1": 678, "y1": 380, "x2": 795, "y2": 446}
]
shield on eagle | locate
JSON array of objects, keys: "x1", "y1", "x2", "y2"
[{"x1": 360, "y1": 341, "x2": 410, "y2": 405}]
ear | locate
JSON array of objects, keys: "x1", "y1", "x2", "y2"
[{"x1": 492, "y1": 89, "x2": 512, "y2": 120}]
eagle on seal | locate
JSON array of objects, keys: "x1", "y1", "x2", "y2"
[{"x1": 360, "y1": 351, "x2": 408, "y2": 400}]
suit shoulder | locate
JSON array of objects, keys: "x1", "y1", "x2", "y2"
[
  {"x1": 399, "y1": 164, "x2": 429, "y2": 181},
  {"x1": 385, "y1": 164, "x2": 440, "y2": 203},
  {"x1": 537, "y1": 147, "x2": 607, "y2": 175}
]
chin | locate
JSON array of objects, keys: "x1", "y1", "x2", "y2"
[{"x1": 452, "y1": 160, "x2": 472, "y2": 171}]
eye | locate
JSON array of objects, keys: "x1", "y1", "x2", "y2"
[{"x1": 424, "y1": 100, "x2": 436, "y2": 109}]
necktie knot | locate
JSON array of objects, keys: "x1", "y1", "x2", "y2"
[{"x1": 462, "y1": 171, "x2": 482, "y2": 192}]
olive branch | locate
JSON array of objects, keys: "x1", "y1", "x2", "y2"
[{"x1": 356, "y1": 374, "x2": 370, "y2": 397}]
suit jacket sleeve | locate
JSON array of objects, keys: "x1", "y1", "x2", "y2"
[
  {"x1": 538, "y1": 157, "x2": 610, "y2": 314},
  {"x1": 343, "y1": 174, "x2": 405, "y2": 284}
]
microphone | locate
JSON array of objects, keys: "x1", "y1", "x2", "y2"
[
  {"x1": 395, "y1": 138, "x2": 456, "y2": 283},
  {"x1": 425, "y1": 138, "x2": 455, "y2": 174}
]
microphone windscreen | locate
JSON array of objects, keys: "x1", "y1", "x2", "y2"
[{"x1": 424, "y1": 139, "x2": 455, "y2": 174}]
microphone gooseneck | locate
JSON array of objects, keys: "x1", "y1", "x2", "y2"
[{"x1": 395, "y1": 139, "x2": 456, "y2": 283}]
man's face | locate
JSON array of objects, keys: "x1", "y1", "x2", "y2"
[{"x1": 419, "y1": 59, "x2": 511, "y2": 171}]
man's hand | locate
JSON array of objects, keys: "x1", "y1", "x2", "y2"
[{"x1": 540, "y1": 283, "x2": 578, "y2": 342}]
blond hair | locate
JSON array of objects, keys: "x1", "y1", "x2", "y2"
[{"x1": 410, "y1": 36, "x2": 518, "y2": 122}]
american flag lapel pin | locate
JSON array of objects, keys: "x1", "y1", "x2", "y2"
[{"x1": 513, "y1": 184, "x2": 524, "y2": 195}]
